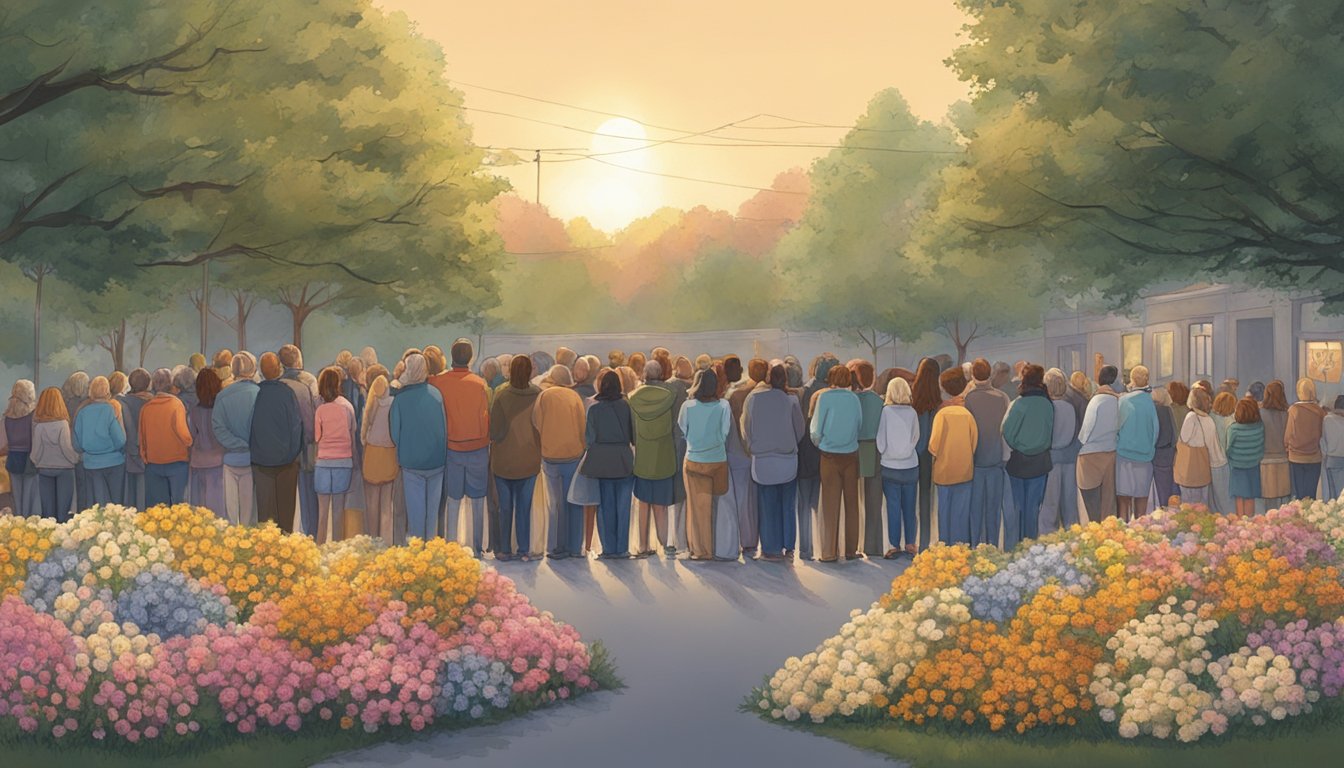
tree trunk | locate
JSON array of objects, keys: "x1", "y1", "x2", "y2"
[
  {"x1": 200, "y1": 263, "x2": 209, "y2": 356},
  {"x1": 291, "y1": 308, "x2": 306, "y2": 349},
  {"x1": 101, "y1": 318, "x2": 127, "y2": 372},
  {"x1": 954, "y1": 339, "x2": 969, "y2": 366},
  {"x1": 32, "y1": 267, "x2": 43, "y2": 388},
  {"x1": 235, "y1": 292, "x2": 249, "y2": 351}
]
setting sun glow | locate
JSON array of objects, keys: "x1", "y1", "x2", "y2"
[{"x1": 579, "y1": 117, "x2": 663, "y2": 231}]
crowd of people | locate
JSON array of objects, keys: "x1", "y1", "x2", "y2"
[{"x1": 3, "y1": 341, "x2": 1343, "y2": 564}]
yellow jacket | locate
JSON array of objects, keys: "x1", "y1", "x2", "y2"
[{"x1": 929, "y1": 403, "x2": 979, "y2": 485}]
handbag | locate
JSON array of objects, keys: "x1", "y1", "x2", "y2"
[{"x1": 1173, "y1": 441, "x2": 1212, "y2": 488}]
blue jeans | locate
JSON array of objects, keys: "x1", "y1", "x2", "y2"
[
  {"x1": 543, "y1": 460, "x2": 582, "y2": 556},
  {"x1": 298, "y1": 468, "x2": 318, "y2": 537},
  {"x1": 882, "y1": 477, "x2": 917, "y2": 549},
  {"x1": 969, "y1": 463, "x2": 1004, "y2": 548},
  {"x1": 936, "y1": 481, "x2": 972, "y2": 544},
  {"x1": 795, "y1": 475, "x2": 819, "y2": 558},
  {"x1": 756, "y1": 480, "x2": 797, "y2": 556},
  {"x1": 1008, "y1": 474, "x2": 1048, "y2": 549},
  {"x1": 1290, "y1": 462, "x2": 1322, "y2": 500},
  {"x1": 402, "y1": 467, "x2": 445, "y2": 541},
  {"x1": 145, "y1": 461, "x2": 189, "y2": 507},
  {"x1": 597, "y1": 476, "x2": 634, "y2": 557},
  {"x1": 495, "y1": 475, "x2": 537, "y2": 556},
  {"x1": 87, "y1": 464, "x2": 126, "y2": 506},
  {"x1": 37, "y1": 468, "x2": 75, "y2": 522}
]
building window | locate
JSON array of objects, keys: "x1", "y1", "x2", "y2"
[
  {"x1": 1306, "y1": 340, "x2": 1342, "y2": 383},
  {"x1": 1122, "y1": 333, "x2": 1143, "y2": 382},
  {"x1": 1189, "y1": 322, "x2": 1213, "y2": 379},
  {"x1": 1153, "y1": 331, "x2": 1175, "y2": 381}
]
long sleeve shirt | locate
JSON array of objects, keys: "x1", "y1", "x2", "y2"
[
  {"x1": 875, "y1": 405, "x2": 920, "y2": 470},
  {"x1": 139, "y1": 394, "x2": 193, "y2": 465},
  {"x1": 73, "y1": 401, "x2": 126, "y2": 470},
  {"x1": 809, "y1": 388, "x2": 862, "y2": 454},
  {"x1": 1116, "y1": 390, "x2": 1159, "y2": 463},
  {"x1": 928, "y1": 404, "x2": 978, "y2": 485},
  {"x1": 314, "y1": 397, "x2": 357, "y2": 462},
  {"x1": 1180, "y1": 411, "x2": 1227, "y2": 468},
  {"x1": 679, "y1": 399, "x2": 731, "y2": 464},
  {"x1": 1078, "y1": 389, "x2": 1120, "y2": 455},
  {"x1": 1050, "y1": 399, "x2": 1080, "y2": 465},
  {"x1": 212, "y1": 380, "x2": 260, "y2": 467},
  {"x1": 31, "y1": 420, "x2": 81, "y2": 470}
]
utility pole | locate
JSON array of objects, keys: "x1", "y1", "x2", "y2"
[
  {"x1": 534, "y1": 150, "x2": 541, "y2": 204},
  {"x1": 200, "y1": 262, "x2": 209, "y2": 356}
]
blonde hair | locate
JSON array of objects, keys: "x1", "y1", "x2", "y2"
[
  {"x1": 1069, "y1": 370, "x2": 1093, "y2": 397},
  {"x1": 4, "y1": 380, "x2": 36, "y2": 419},
  {"x1": 1297, "y1": 377, "x2": 1317, "y2": 403},
  {"x1": 1187, "y1": 387, "x2": 1213, "y2": 414},
  {"x1": 35, "y1": 387, "x2": 69, "y2": 423},
  {"x1": 89, "y1": 376, "x2": 112, "y2": 401},
  {"x1": 1044, "y1": 368, "x2": 1067, "y2": 399},
  {"x1": 617, "y1": 366, "x2": 640, "y2": 394},
  {"x1": 884, "y1": 376, "x2": 913, "y2": 406},
  {"x1": 1129, "y1": 365, "x2": 1149, "y2": 388},
  {"x1": 360, "y1": 375, "x2": 390, "y2": 447},
  {"x1": 1152, "y1": 387, "x2": 1171, "y2": 406}
]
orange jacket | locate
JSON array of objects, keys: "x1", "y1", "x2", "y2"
[
  {"x1": 428, "y1": 368, "x2": 491, "y2": 452},
  {"x1": 139, "y1": 394, "x2": 193, "y2": 465}
]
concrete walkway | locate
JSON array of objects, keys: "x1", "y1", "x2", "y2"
[{"x1": 320, "y1": 555, "x2": 909, "y2": 767}]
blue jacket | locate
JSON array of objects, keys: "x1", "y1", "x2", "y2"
[
  {"x1": 1117, "y1": 390, "x2": 1159, "y2": 463},
  {"x1": 213, "y1": 380, "x2": 260, "y2": 467},
  {"x1": 249, "y1": 380, "x2": 303, "y2": 467},
  {"x1": 810, "y1": 389, "x2": 862, "y2": 454},
  {"x1": 679, "y1": 399, "x2": 731, "y2": 464},
  {"x1": 389, "y1": 383, "x2": 447, "y2": 470},
  {"x1": 73, "y1": 401, "x2": 126, "y2": 469}
]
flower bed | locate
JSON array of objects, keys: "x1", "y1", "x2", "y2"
[
  {"x1": 753, "y1": 497, "x2": 1344, "y2": 745},
  {"x1": 0, "y1": 504, "x2": 611, "y2": 753}
]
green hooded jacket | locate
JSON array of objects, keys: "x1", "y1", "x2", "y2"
[{"x1": 628, "y1": 384, "x2": 677, "y2": 480}]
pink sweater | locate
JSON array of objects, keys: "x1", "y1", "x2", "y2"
[{"x1": 314, "y1": 397, "x2": 356, "y2": 461}]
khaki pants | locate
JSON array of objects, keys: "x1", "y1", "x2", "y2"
[
  {"x1": 819, "y1": 451, "x2": 860, "y2": 561},
  {"x1": 684, "y1": 460, "x2": 725, "y2": 559},
  {"x1": 1076, "y1": 451, "x2": 1116, "y2": 520}
]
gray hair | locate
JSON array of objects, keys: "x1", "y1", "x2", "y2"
[
  {"x1": 400, "y1": 353, "x2": 428, "y2": 386},
  {"x1": 548, "y1": 364, "x2": 574, "y2": 388},
  {"x1": 643, "y1": 359, "x2": 663, "y2": 382},
  {"x1": 1044, "y1": 368, "x2": 1067, "y2": 399},
  {"x1": 4, "y1": 379, "x2": 36, "y2": 419},
  {"x1": 232, "y1": 351, "x2": 258, "y2": 381},
  {"x1": 62, "y1": 371, "x2": 90, "y2": 401},
  {"x1": 152, "y1": 368, "x2": 175, "y2": 393},
  {"x1": 173, "y1": 365, "x2": 197, "y2": 394}
]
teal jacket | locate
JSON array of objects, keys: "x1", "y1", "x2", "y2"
[
  {"x1": 810, "y1": 389, "x2": 862, "y2": 454},
  {"x1": 1117, "y1": 390, "x2": 1160, "y2": 463},
  {"x1": 389, "y1": 383, "x2": 447, "y2": 470},
  {"x1": 1001, "y1": 390, "x2": 1054, "y2": 456},
  {"x1": 1225, "y1": 421, "x2": 1265, "y2": 470},
  {"x1": 73, "y1": 401, "x2": 126, "y2": 470}
]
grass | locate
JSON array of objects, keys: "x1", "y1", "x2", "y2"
[
  {"x1": 0, "y1": 640, "x2": 622, "y2": 768},
  {"x1": 765, "y1": 704, "x2": 1344, "y2": 768}
]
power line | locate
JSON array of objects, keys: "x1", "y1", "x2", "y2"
[
  {"x1": 578, "y1": 155, "x2": 809, "y2": 194},
  {"x1": 544, "y1": 140, "x2": 959, "y2": 162}
]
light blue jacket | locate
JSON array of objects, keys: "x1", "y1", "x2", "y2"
[
  {"x1": 810, "y1": 389, "x2": 862, "y2": 454},
  {"x1": 212, "y1": 380, "x2": 260, "y2": 468},
  {"x1": 389, "y1": 383, "x2": 447, "y2": 470},
  {"x1": 1116, "y1": 389, "x2": 1159, "y2": 463},
  {"x1": 72, "y1": 401, "x2": 126, "y2": 469},
  {"x1": 679, "y1": 399, "x2": 731, "y2": 464}
]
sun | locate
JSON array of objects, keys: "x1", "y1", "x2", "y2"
[{"x1": 580, "y1": 117, "x2": 662, "y2": 231}]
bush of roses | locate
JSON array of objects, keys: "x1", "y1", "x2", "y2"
[
  {"x1": 0, "y1": 503, "x2": 606, "y2": 749},
  {"x1": 755, "y1": 495, "x2": 1344, "y2": 744}
]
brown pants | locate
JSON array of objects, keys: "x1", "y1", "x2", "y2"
[
  {"x1": 684, "y1": 460, "x2": 725, "y2": 559},
  {"x1": 861, "y1": 471, "x2": 884, "y2": 555},
  {"x1": 1076, "y1": 451, "x2": 1116, "y2": 520},
  {"x1": 819, "y1": 451, "x2": 860, "y2": 560},
  {"x1": 253, "y1": 460, "x2": 299, "y2": 532}
]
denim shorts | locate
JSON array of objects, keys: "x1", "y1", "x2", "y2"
[{"x1": 314, "y1": 466, "x2": 352, "y2": 495}]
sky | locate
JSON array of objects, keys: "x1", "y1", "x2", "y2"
[{"x1": 377, "y1": 0, "x2": 972, "y2": 231}]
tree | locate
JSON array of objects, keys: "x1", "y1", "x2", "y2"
[
  {"x1": 942, "y1": 0, "x2": 1344, "y2": 312},
  {"x1": 777, "y1": 89, "x2": 961, "y2": 361}
]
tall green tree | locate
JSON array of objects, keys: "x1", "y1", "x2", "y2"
[{"x1": 942, "y1": 0, "x2": 1344, "y2": 311}]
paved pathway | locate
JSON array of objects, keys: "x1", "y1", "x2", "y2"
[{"x1": 320, "y1": 555, "x2": 909, "y2": 767}]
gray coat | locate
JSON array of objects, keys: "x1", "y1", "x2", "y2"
[
  {"x1": 964, "y1": 385, "x2": 1010, "y2": 467},
  {"x1": 742, "y1": 388, "x2": 805, "y2": 485}
]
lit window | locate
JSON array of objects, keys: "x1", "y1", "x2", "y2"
[
  {"x1": 1154, "y1": 331, "x2": 1175, "y2": 380},
  {"x1": 1122, "y1": 333, "x2": 1142, "y2": 382},
  {"x1": 1189, "y1": 322, "x2": 1213, "y2": 379}
]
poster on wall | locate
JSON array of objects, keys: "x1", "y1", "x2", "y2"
[{"x1": 1307, "y1": 341, "x2": 1342, "y2": 383}]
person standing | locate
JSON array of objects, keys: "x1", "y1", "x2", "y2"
[
  {"x1": 629, "y1": 360, "x2": 678, "y2": 558},
  {"x1": 1077, "y1": 365, "x2": 1122, "y2": 520},
  {"x1": 140, "y1": 369, "x2": 193, "y2": 506},
  {"x1": 743, "y1": 364, "x2": 805, "y2": 562},
  {"x1": 61, "y1": 372, "x2": 90, "y2": 512},
  {"x1": 928, "y1": 368, "x2": 978, "y2": 545},
  {"x1": 212, "y1": 353, "x2": 260, "y2": 525},
  {"x1": 187, "y1": 369, "x2": 225, "y2": 515},
  {"x1": 1, "y1": 381, "x2": 38, "y2": 517},
  {"x1": 1001, "y1": 364, "x2": 1054, "y2": 548},
  {"x1": 1259, "y1": 380, "x2": 1292, "y2": 510},
  {"x1": 1175, "y1": 388, "x2": 1217, "y2": 507},
  {"x1": 679, "y1": 369, "x2": 731, "y2": 561},
  {"x1": 73, "y1": 376, "x2": 126, "y2": 506},
  {"x1": 1321, "y1": 396, "x2": 1344, "y2": 501},
  {"x1": 278, "y1": 345, "x2": 319, "y2": 537},
  {"x1": 430, "y1": 340, "x2": 492, "y2": 554},
  {"x1": 31, "y1": 388, "x2": 79, "y2": 521},
  {"x1": 876, "y1": 377, "x2": 920, "y2": 558},
  {"x1": 659, "y1": 354, "x2": 690, "y2": 556},
  {"x1": 313, "y1": 367, "x2": 357, "y2": 543},
  {"x1": 390, "y1": 353, "x2": 447, "y2": 542},
  {"x1": 118, "y1": 369, "x2": 153, "y2": 509},
  {"x1": 964, "y1": 358, "x2": 1010, "y2": 547},
  {"x1": 1150, "y1": 387, "x2": 1178, "y2": 509},
  {"x1": 1226, "y1": 397, "x2": 1266, "y2": 517},
  {"x1": 1115, "y1": 365, "x2": 1159, "y2": 521},
  {"x1": 811, "y1": 364, "x2": 863, "y2": 562},
  {"x1": 489, "y1": 355, "x2": 542, "y2": 561},
  {"x1": 360, "y1": 373, "x2": 398, "y2": 541},
  {"x1": 581, "y1": 370, "x2": 636, "y2": 560},
  {"x1": 910, "y1": 358, "x2": 943, "y2": 550},
  {"x1": 796, "y1": 357, "x2": 838, "y2": 561},
  {"x1": 250, "y1": 353, "x2": 303, "y2": 531},
  {"x1": 1039, "y1": 369, "x2": 1080, "y2": 534},
  {"x1": 723, "y1": 356, "x2": 761, "y2": 557},
  {"x1": 533, "y1": 364, "x2": 587, "y2": 559},
  {"x1": 848, "y1": 360, "x2": 886, "y2": 558},
  {"x1": 1285, "y1": 378, "x2": 1327, "y2": 501}
]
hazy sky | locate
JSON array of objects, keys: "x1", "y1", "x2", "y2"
[{"x1": 378, "y1": 1, "x2": 971, "y2": 230}]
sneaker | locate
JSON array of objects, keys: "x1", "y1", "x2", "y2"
[{"x1": 663, "y1": 545, "x2": 677, "y2": 557}]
